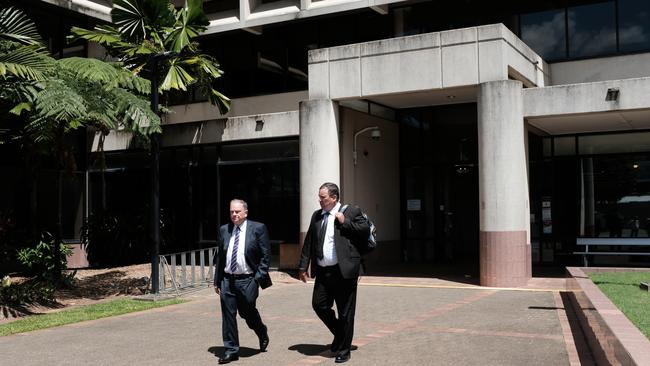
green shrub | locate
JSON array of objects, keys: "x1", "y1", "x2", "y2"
[
  {"x1": 16, "y1": 232, "x2": 72, "y2": 285},
  {"x1": 0, "y1": 279, "x2": 55, "y2": 305}
]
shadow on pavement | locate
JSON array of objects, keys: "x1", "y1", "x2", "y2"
[
  {"x1": 207, "y1": 346, "x2": 261, "y2": 358},
  {"x1": 288, "y1": 344, "x2": 330, "y2": 356}
]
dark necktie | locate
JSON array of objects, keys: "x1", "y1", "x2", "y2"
[
  {"x1": 229, "y1": 226, "x2": 241, "y2": 273},
  {"x1": 320, "y1": 212, "x2": 329, "y2": 244}
]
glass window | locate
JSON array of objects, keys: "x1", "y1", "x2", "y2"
[
  {"x1": 554, "y1": 136, "x2": 575, "y2": 156},
  {"x1": 579, "y1": 132, "x2": 650, "y2": 155},
  {"x1": 580, "y1": 155, "x2": 650, "y2": 238},
  {"x1": 543, "y1": 137, "x2": 552, "y2": 157},
  {"x1": 520, "y1": 9, "x2": 567, "y2": 61},
  {"x1": 219, "y1": 140, "x2": 299, "y2": 163},
  {"x1": 618, "y1": 0, "x2": 650, "y2": 52},
  {"x1": 568, "y1": 2, "x2": 616, "y2": 58}
]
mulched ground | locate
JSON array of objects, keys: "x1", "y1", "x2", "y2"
[{"x1": 1, "y1": 263, "x2": 151, "y2": 323}]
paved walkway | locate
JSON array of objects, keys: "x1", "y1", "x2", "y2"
[{"x1": 0, "y1": 273, "x2": 585, "y2": 366}]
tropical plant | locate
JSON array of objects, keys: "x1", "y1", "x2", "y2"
[
  {"x1": 16, "y1": 232, "x2": 73, "y2": 285},
  {"x1": 1, "y1": 6, "x2": 161, "y2": 155},
  {"x1": 1, "y1": 6, "x2": 164, "y2": 282},
  {"x1": 70, "y1": 0, "x2": 230, "y2": 113}
]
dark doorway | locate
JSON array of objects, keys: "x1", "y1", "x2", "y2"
[{"x1": 400, "y1": 104, "x2": 479, "y2": 273}]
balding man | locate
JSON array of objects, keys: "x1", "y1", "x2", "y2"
[{"x1": 214, "y1": 199, "x2": 272, "y2": 364}]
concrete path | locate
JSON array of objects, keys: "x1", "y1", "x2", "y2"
[{"x1": 0, "y1": 274, "x2": 582, "y2": 366}]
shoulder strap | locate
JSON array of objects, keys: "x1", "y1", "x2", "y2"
[{"x1": 339, "y1": 204, "x2": 349, "y2": 213}]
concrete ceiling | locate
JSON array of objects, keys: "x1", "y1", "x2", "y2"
[
  {"x1": 363, "y1": 85, "x2": 650, "y2": 136},
  {"x1": 365, "y1": 86, "x2": 477, "y2": 109},
  {"x1": 527, "y1": 109, "x2": 650, "y2": 135}
]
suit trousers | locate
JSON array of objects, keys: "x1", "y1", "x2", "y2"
[
  {"x1": 312, "y1": 264, "x2": 358, "y2": 355},
  {"x1": 220, "y1": 275, "x2": 267, "y2": 355}
]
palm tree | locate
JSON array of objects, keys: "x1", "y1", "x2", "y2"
[
  {"x1": 70, "y1": 0, "x2": 230, "y2": 292},
  {"x1": 70, "y1": 0, "x2": 230, "y2": 113},
  {"x1": 1, "y1": 6, "x2": 162, "y2": 282}
]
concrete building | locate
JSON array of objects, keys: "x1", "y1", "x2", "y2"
[{"x1": 18, "y1": 0, "x2": 650, "y2": 286}]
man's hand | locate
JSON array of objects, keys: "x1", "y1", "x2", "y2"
[
  {"x1": 298, "y1": 270, "x2": 309, "y2": 283},
  {"x1": 334, "y1": 212, "x2": 345, "y2": 224},
  {"x1": 214, "y1": 286, "x2": 221, "y2": 295}
]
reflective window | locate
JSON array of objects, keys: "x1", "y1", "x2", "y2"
[
  {"x1": 521, "y1": 9, "x2": 567, "y2": 61},
  {"x1": 568, "y1": 2, "x2": 616, "y2": 58},
  {"x1": 579, "y1": 132, "x2": 650, "y2": 155},
  {"x1": 554, "y1": 136, "x2": 576, "y2": 156},
  {"x1": 580, "y1": 155, "x2": 650, "y2": 238},
  {"x1": 618, "y1": 0, "x2": 650, "y2": 52}
]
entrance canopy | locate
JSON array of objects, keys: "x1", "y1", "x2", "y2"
[
  {"x1": 308, "y1": 23, "x2": 547, "y2": 102},
  {"x1": 524, "y1": 77, "x2": 650, "y2": 135}
]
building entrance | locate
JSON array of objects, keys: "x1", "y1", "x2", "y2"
[{"x1": 400, "y1": 104, "x2": 479, "y2": 272}]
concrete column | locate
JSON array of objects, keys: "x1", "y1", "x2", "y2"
[
  {"x1": 299, "y1": 99, "x2": 340, "y2": 244},
  {"x1": 478, "y1": 80, "x2": 530, "y2": 287}
]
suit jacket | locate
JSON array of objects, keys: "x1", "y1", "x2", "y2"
[
  {"x1": 214, "y1": 220, "x2": 273, "y2": 289},
  {"x1": 299, "y1": 204, "x2": 370, "y2": 280}
]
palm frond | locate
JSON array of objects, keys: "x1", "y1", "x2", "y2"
[
  {"x1": 0, "y1": 44, "x2": 54, "y2": 80},
  {"x1": 160, "y1": 62, "x2": 195, "y2": 91},
  {"x1": 112, "y1": 0, "x2": 175, "y2": 41},
  {"x1": 0, "y1": 7, "x2": 43, "y2": 45},
  {"x1": 112, "y1": 0, "x2": 147, "y2": 40},
  {"x1": 208, "y1": 88, "x2": 230, "y2": 115},
  {"x1": 69, "y1": 25, "x2": 123, "y2": 48},
  {"x1": 166, "y1": 0, "x2": 208, "y2": 53},
  {"x1": 31, "y1": 80, "x2": 87, "y2": 125},
  {"x1": 111, "y1": 87, "x2": 161, "y2": 135},
  {"x1": 57, "y1": 57, "x2": 121, "y2": 84}
]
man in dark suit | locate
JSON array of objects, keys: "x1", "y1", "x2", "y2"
[
  {"x1": 214, "y1": 199, "x2": 272, "y2": 364},
  {"x1": 298, "y1": 182, "x2": 369, "y2": 364}
]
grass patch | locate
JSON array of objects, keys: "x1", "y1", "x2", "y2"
[
  {"x1": 0, "y1": 298, "x2": 185, "y2": 336},
  {"x1": 589, "y1": 271, "x2": 650, "y2": 339}
]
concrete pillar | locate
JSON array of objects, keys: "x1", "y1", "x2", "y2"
[
  {"x1": 299, "y1": 99, "x2": 340, "y2": 244},
  {"x1": 477, "y1": 80, "x2": 530, "y2": 287}
]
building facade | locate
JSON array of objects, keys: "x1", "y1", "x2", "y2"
[{"x1": 17, "y1": 0, "x2": 650, "y2": 286}]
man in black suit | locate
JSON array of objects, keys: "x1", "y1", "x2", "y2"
[
  {"x1": 214, "y1": 199, "x2": 272, "y2": 364},
  {"x1": 298, "y1": 182, "x2": 369, "y2": 364}
]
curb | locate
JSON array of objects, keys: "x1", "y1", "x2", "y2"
[{"x1": 566, "y1": 267, "x2": 650, "y2": 366}]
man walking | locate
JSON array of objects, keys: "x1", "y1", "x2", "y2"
[
  {"x1": 298, "y1": 182, "x2": 370, "y2": 363},
  {"x1": 214, "y1": 199, "x2": 272, "y2": 364}
]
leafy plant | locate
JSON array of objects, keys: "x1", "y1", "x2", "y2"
[
  {"x1": 16, "y1": 232, "x2": 72, "y2": 285},
  {"x1": 70, "y1": 0, "x2": 230, "y2": 113},
  {"x1": 0, "y1": 279, "x2": 55, "y2": 306}
]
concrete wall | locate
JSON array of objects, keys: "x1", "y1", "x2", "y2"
[
  {"x1": 204, "y1": 0, "x2": 405, "y2": 35},
  {"x1": 523, "y1": 77, "x2": 650, "y2": 118},
  {"x1": 309, "y1": 24, "x2": 548, "y2": 100},
  {"x1": 339, "y1": 107, "x2": 400, "y2": 241},
  {"x1": 550, "y1": 53, "x2": 650, "y2": 85},
  {"x1": 94, "y1": 110, "x2": 299, "y2": 152},
  {"x1": 164, "y1": 91, "x2": 307, "y2": 124}
]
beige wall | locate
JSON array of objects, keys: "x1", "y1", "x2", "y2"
[{"x1": 340, "y1": 107, "x2": 400, "y2": 241}]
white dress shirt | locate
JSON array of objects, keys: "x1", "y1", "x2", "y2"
[
  {"x1": 317, "y1": 202, "x2": 341, "y2": 267},
  {"x1": 224, "y1": 220, "x2": 252, "y2": 274}
]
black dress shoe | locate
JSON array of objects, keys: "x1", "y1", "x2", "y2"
[
  {"x1": 218, "y1": 353, "x2": 239, "y2": 364},
  {"x1": 335, "y1": 352, "x2": 350, "y2": 363},
  {"x1": 259, "y1": 333, "x2": 269, "y2": 352}
]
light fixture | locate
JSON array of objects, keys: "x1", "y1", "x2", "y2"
[
  {"x1": 605, "y1": 87, "x2": 619, "y2": 101},
  {"x1": 353, "y1": 126, "x2": 381, "y2": 165}
]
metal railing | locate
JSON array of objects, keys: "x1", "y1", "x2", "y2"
[{"x1": 158, "y1": 247, "x2": 217, "y2": 293}]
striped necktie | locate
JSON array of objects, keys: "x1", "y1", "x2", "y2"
[{"x1": 229, "y1": 226, "x2": 241, "y2": 273}]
